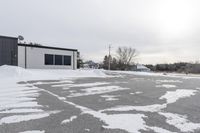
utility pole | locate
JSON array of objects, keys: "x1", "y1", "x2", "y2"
[{"x1": 108, "y1": 44, "x2": 111, "y2": 70}]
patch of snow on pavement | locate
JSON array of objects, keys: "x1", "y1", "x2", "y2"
[
  {"x1": 18, "y1": 130, "x2": 45, "y2": 133},
  {"x1": 33, "y1": 80, "x2": 74, "y2": 85},
  {"x1": 160, "y1": 89, "x2": 198, "y2": 104},
  {"x1": 61, "y1": 115, "x2": 78, "y2": 124},
  {"x1": 102, "y1": 104, "x2": 167, "y2": 113},
  {"x1": 0, "y1": 84, "x2": 42, "y2": 111},
  {"x1": 0, "y1": 109, "x2": 43, "y2": 114},
  {"x1": 147, "y1": 126, "x2": 176, "y2": 133},
  {"x1": 132, "y1": 77, "x2": 145, "y2": 80},
  {"x1": 0, "y1": 65, "x2": 110, "y2": 125},
  {"x1": 68, "y1": 86, "x2": 129, "y2": 97},
  {"x1": 83, "y1": 108, "x2": 173, "y2": 133},
  {"x1": 159, "y1": 112, "x2": 200, "y2": 132},
  {"x1": 40, "y1": 89, "x2": 146, "y2": 133},
  {"x1": 1, "y1": 102, "x2": 42, "y2": 110},
  {"x1": 130, "y1": 91, "x2": 143, "y2": 95},
  {"x1": 41, "y1": 86, "x2": 174, "y2": 133},
  {"x1": 0, "y1": 79, "x2": 61, "y2": 125},
  {"x1": 85, "y1": 128, "x2": 90, "y2": 131},
  {"x1": 156, "y1": 84, "x2": 177, "y2": 89},
  {"x1": 156, "y1": 80, "x2": 183, "y2": 83},
  {"x1": 103, "y1": 89, "x2": 198, "y2": 113},
  {"x1": 0, "y1": 111, "x2": 60, "y2": 125},
  {"x1": 135, "y1": 91, "x2": 143, "y2": 94},
  {"x1": 100, "y1": 95, "x2": 119, "y2": 101},
  {"x1": 52, "y1": 82, "x2": 110, "y2": 88},
  {"x1": 88, "y1": 112, "x2": 147, "y2": 133}
]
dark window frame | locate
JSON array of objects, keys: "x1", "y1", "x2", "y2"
[
  {"x1": 64, "y1": 55, "x2": 71, "y2": 66},
  {"x1": 44, "y1": 54, "x2": 72, "y2": 66},
  {"x1": 55, "y1": 55, "x2": 63, "y2": 65},
  {"x1": 45, "y1": 54, "x2": 54, "y2": 65}
]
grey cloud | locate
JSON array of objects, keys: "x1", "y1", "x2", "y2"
[{"x1": 0, "y1": 0, "x2": 200, "y2": 64}]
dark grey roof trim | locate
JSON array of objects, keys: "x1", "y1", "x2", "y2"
[
  {"x1": 18, "y1": 43, "x2": 78, "y2": 52},
  {"x1": 0, "y1": 35, "x2": 18, "y2": 40}
]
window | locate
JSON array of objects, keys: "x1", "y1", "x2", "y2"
[
  {"x1": 64, "y1": 56, "x2": 71, "y2": 65},
  {"x1": 45, "y1": 54, "x2": 54, "y2": 65},
  {"x1": 55, "y1": 55, "x2": 63, "y2": 65},
  {"x1": 44, "y1": 54, "x2": 72, "y2": 66}
]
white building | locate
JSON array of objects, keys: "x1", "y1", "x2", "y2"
[
  {"x1": 136, "y1": 64, "x2": 150, "y2": 72},
  {"x1": 83, "y1": 60, "x2": 99, "y2": 69},
  {"x1": 0, "y1": 36, "x2": 78, "y2": 69}
]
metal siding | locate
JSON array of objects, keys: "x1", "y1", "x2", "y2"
[
  {"x1": 0, "y1": 39, "x2": 2, "y2": 64},
  {"x1": 25, "y1": 47, "x2": 74, "y2": 69},
  {"x1": 0, "y1": 37, "x2": 18, "y2": 66}
]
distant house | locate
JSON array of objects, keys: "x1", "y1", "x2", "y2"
[
  {"x1": 136, "y1": 64, "x2": 150, "y2": 72},
  {"x1": 83, "y1": 60, "x2": 99, "y2": 69},
  {"x1": 0, "y1": 35, "x2": 78, "y2": 69},
  {"x1": 131, "y1": 64, "x2": 150, "y2": 72}
]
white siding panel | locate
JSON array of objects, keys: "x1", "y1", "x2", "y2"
[
  {"x1": 18, "y1": 46, "x2": 25, "y2": 68},
  {"x1": 18, "y1": 46, "x2": 77, "y2": 69},
  {"x1": 73, "y1": 51, "x2": 77, "y2": 69}
]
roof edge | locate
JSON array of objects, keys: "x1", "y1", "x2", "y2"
[
  {"x1": 18, "y1": 43, "x2": 78, "y2": 52},
  {"x1": 0, "y1": 35, "x2": 18, "y2": 39}
]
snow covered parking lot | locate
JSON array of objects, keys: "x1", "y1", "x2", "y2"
[{"x1": 1, "y1": 66, "x2": 200, "y2": 133}]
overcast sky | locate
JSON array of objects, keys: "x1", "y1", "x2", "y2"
[{"x1": 0, "y1": 0, "x2": 200, "y2": 64}]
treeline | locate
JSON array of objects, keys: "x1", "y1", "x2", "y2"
[
  {"x1": 99, "y1": 47, "x2": 138, "y2": 70},
  {"x1": 146, "y1": 62, "x2": 200, "y2": 74},
  {"x1": 100, "y1": 55, "x2": 120, "y2": 70}
]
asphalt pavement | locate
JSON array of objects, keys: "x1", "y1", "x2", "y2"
[{"x1": 1, "y1": 72, "x2": 200, "y2": 133}]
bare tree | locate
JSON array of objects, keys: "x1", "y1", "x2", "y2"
[{"x1": 116, "y1": 47, "x2": 138, "y2": 70}]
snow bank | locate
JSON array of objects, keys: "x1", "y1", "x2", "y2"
[
  {"x1": 109, "y1": 70, "x2": 162, "y2": 76},
  {"x1": 109, "y1": 70, "x2": 200, "y2": 79},
  {"x1": 0, "y1": 65, "x2": 107, "y2": 81},
  {"x1": 0, "y1": 65, "x2": 32, "y2": 78}
]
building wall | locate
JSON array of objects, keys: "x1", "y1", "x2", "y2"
[
  {"x1": 18, "y1": 46, "x2": 25, "y2": 68},
  {"x1": 18, "y1": 46, "x2": 77, "y2": 69},
  {"x1": 73, "y1": 51, "x2": 77, "y2": 70},
  {"x1": 0, "y1": 36, "x2": 18, "y2": 66}
]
